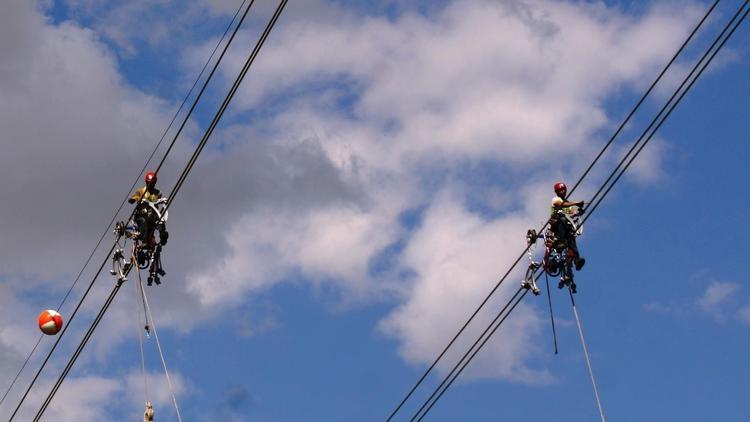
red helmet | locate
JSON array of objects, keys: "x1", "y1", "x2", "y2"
[
  {"x1": 554, "y1": 182, "x2": 567, "y2": 194},
  {"x1": 145, "y1": 171, "x2": 157, "y2": 184}
]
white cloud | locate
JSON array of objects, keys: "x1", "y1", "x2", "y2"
[
  {"x1": 187, "y1": 202, "x2": 401, "y2": 307},
  {"x1": 0, "y1": 0, "x2": 706, "y2": 388},
  {"x1": 6, "y1": 376, "x2": 118, "y2": 421},
  {"x1": 201, "y1": 0, "x2": 699, "y2": 378},
  {"x1": 0, "y1": 0, "x2": 176, "y2": 279},
  {"x1": 219, "y1": 0, "x2": 700, "y2": 167},
  {"x1": 698, "y1": 280, "x2": 741, "y2": 320},
  {"x1": 167, "y1": 0, "x2": 704, "y2": 380},
  {"x1": 621, "y1": 138, "x2": 670, "y2": 185},
  {"x1": 379, "y1": 193, "x2": 552, "y2": 383},
  {"x1": 1, "y1": 369, "x2": 188, "y2": 421}
]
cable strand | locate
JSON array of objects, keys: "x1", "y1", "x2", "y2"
[
  {"x1": 402, "y1": 4, "x2": 749, "y2": 418},
  {"x1": 1, "y1": 0, "x2": 254, "y2": 414},
  {"x1": 27, "y1": 2, "x2": 289, "y2": 419},
  {"x1": 384, "y1": 2, "x2": 721, "y2": 417}
]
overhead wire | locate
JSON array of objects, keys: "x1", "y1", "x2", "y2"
[
  {"x1": 404, "y1": 2, "x2": 750, "y2": 419},
  {"x1": 567, "y1": 0, "x2": 721, "y2": 196},
  {"x1": 408, "y1": 287, "x2": 525, "y2": 421},
  {"x1": 582, "y1": 0, "x2": 750, "y2": 225},
  {"x1": 33, "y1": 274, "x2": 124, "y2": 421},
  {"x1": 6, "y1": 0, "x2": 257, "y2": 418},
  {"x1": 415, "y1": 289, "x2": 530, "y2": 422},
  {"x1": 166, "y1": 0, "x2": 289, "y2": 210},
  {"x1": 385, "y1": 1, "x2": 720, "y2": 419},
  {"x1": 30, "y1": 0, "x2": 290, "y2": 419}
]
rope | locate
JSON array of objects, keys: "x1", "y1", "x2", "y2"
[
  {"x1": 27, "y1": 1, "x2": 289, "y2": 418},
  {"x1": 133, "y1": 254, "x2": 150, "y2": 404},
  {"x1": 571, "y1": 11, "x2": 750, "y2": 419},
  {"x1": 139, "y1": 274, "x2": 183, "y2": 422},
  {"x1": 4, "y1": 0, "x2": 256, "y2": 416},
  {"x1": 384, "y1": 2, "x2": 720, "y2": 418},
  {"x1": 569, "y1": 289, "x2": 605, "y2": 422},
  {"x1": 544, "y1": 272, "x2": 558, "y2": 355}
]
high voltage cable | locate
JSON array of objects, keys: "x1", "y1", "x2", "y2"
[
  {"x1": 9, "y1": 243, "x2": 119, "y2": 420},
  {"x1": 384, "y1": 1, "x2": 720, "y2": 419},
  {"x1": 30, "y1": 1, "x2": 289, "y2": 419},
  {"x1": 567, "y1": 0, "x2": 721, "y2": 196},
  {"x1": 416, "y1": 289, "x2": 530, "y2": 421},
  {"x1": 7, "y1": 0, "x2": 257, "y2": 418},
  {"x1": 582, "y1": 1, "x2": 750, "y2": 225},
  {"x1": 411, "y1": 271, "x2": 540, "y2": 421},
  {"x1": 0, "y1": 0, "x2": 252, "y2": 411},
  {"x1": 166, "y1": 0, "x2": 288, "y2": 209},
  {"x1": 33, "y1": 279, "x2": 124, "y2": 421},
  {"x1": 409, "y1": 287, "x2": 525, "y2": 421},
  {"x1": 406, "y1": 2, "x2": 749, "y2": 419}
]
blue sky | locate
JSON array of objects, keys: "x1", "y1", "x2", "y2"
[{"x1": 0, "y1": 0, "x2": 748, "y2": 421}]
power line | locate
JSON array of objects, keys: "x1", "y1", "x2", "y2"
[
  {"x1": 166, "y1": 0, "x2": 288, "y2": 210},
  {"x1": 9, "y1": 244, "x2": 117, "y2": 420},
  {"x1": 583, "y1": 0, "x2": 749, "y2": 224},
  {"x1": 30, "y1": 1, "x2": 289, "y2": 419},
  {"x1": 406, "y1": 2, "x2": 749, "y2": 418},
  {"x1": 385, "y1": 1, "x2": 720, "y2": 419},
  {"x1": 33, "y1": 278, "x2": 124, "y2": 421},
  {"x1": 416, "y1": 289, "x2": 529, "y2": 421},
  {"x1": 567, "y1": 0, "x2": 721, "y2": 196},
  {"x1": 6, "y1": 0, "x2": 257, "y2": 418},
  {"x1": 0, "y1": 0, "x2": 250, "y2": 411},
  {"x1": 409, "y1": 287, "x2": 524, "y2": 421}
]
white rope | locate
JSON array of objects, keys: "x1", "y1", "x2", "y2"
[
  {"x1": 570, "y1": 291, "x2": 606, "y2": 422},
  {"x1": 132, "y1": 263, "x2": 149, "y2": 403},
  {"x1": 139, "y1": 280, "x2": 183, "y2": 422}
]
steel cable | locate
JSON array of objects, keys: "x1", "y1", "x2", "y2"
[
  {"x1": 384, "y1": 2, "x2": 720, "y2": 418},
  {"x1": 7, "y1": 0, "x2": 257, "y2": 418},
  {"x1": 405, "y1": 3, "x2": 749, "y2": 418},
  {"x1": 28, "y1": 1, "x2": 289, "y2": 419}
]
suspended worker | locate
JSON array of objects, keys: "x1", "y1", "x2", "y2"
[
  {"x1": 128, "y1": 171, "x2": 168, "y2": 246},
  {"x1": 125, "y1": 171, "x2": 169, "y2": 285},
  {"x1": 550, "y1": 182, "x2": 585, "y2": 271}
]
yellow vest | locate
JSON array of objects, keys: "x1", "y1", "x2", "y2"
[
  {"x1": 130, "y1": 186, "x2": 161, "y2": 203},
  {"x1": 550, "y1": 196, "x2": 573, "y2": 217}
]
